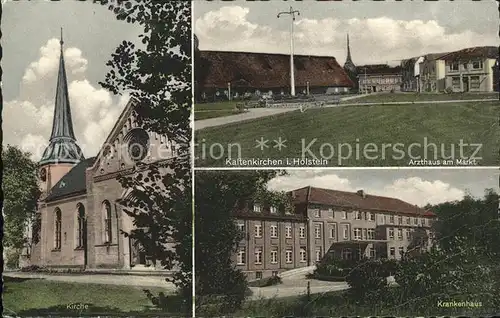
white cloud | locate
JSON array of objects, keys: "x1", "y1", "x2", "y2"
[
  {"x1": 22, "y1": 39, "x2": 87, "y2": 84},
  {"x1": 4, "y1": 38, "x2": 127, "y2": 160},
  {"x1": 195, "y1": 6, "x2": 499, "y2": 64},
  {"x1": 267, "y1": 171, "x2": 465, "y2": 206}
]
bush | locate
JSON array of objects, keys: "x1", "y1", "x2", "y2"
[
  {"x1": 345, "y1": 259, "x2": 390, "y2": 302},
  {"x1": 444, "y1": 87, "x2": 453, "y2": 94},
  {"x1": 5, "y1": 248, "x2": 21, "y2": 270},
  {"x1": 309, "y1": 273, "x2": 346, "y2": 282},
  {"x1": 247, "y1": 275, "x2": 282, "y2": 287}
]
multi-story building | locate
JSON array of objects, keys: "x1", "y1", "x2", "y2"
[
  {"x1": 441, "y1": 46, "x2": 498, "y2": 92},
  {"x1": 419, "y1": 53, "x2": 448, "y2": 93},
  {"x1": 234, "y1": 186, "x2": 436, "y2": 279},
  {"x1": 401, "y1": 56, "x2": 424, "y2": 92},
  {"x1": 357, "y1": 65, "x2": 402, "y2": 94}
]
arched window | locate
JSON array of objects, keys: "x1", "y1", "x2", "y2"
[
  {"x1": 102, "y1": 201, "x2": 112, "y2": 243},
  {"x1": 76, "y1": 204, "x2": 85, "y2": 248},
  {"x1": 54, "y1": 208, "x2": 62, "y2": 249}
]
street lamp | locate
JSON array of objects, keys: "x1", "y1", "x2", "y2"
[{"x1": 278, "y1": 6, "x2": 300, "y2": 97}]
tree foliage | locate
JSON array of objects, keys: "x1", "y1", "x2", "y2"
[
  {"x1": 394, "y1": 190, "x2": 500, "y2": 313},
  {"x1": 3, "y1": 145, "x2": 41, "y2": 253},
  {"x1": 96, "y1": 0, "x2": 192, "y2": 311},
  {"x1": 195, "y1": 170, "x2": 284, "y2": 314}
]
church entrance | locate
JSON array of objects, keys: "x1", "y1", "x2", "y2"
[{"x1": 129, "y1": 238, "x2": 151, "y2": 268}]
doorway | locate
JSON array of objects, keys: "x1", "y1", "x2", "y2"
[
  {"x1": 372, "y1": 86, "x2": 377, "y2": 92},
  {"x1": 462, "y1": 77, "x2": 469, "y2": 92},
  {"x1": 129, "y1": 238, "x2": 148, "y2": 267}
]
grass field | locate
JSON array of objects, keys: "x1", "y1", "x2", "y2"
[
  {"x1": 195, "y1": 101, "x2": 500, "y2": 167},
  {"x1": 342, "y1": 92, "x2": 499, "y2": 104},
  {"x1": 229, "y1": 289, "x2": 494, "y2": 317},
  {"x1": 194, "y1": 101, "x2": 245, "y2": 120},
  {"x1": 3, "y1": 276, "x2": 187, "y2": 317}
]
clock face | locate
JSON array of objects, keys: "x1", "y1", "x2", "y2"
[{"x1": 40, "y1": 168, "x2": 47, "y2": 182}]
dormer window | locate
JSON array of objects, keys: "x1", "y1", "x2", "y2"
[
  {"x1": 253, "y1": 204, "x2": 261, "y2": 213},
  {"x1": 270, "y1": 206, "x2": 277, "y2": 214}
]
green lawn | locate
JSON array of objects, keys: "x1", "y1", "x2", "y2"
[
  {"x1": 3, "y1": 276, "x2": 188, "y2": 317},
  {"x1": 195, "y1": 101, "x2": 245, "y2": 120},
  {"x1": 343, "y1": 92, "x2": 499, "y2": 104},
  {"x1": 195, "y1": 101, "x2": 500, "y2": 167},
  {"x1": 231, "y1": 289, "x2": 495, "y2": 317}
]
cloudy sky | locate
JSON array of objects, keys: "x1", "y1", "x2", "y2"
[
  {"x1": 267, "y1": 168, "x2": 499, "y2": 207},
  {"x1": 3, "y1": 1, "x2": 143, "y2": 159},
  {"x1": 194, "y1": 1, "x2": 499, "y2": 66}
]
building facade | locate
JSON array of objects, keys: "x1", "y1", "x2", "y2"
[
  {"x1": 418, "y1": 53, "x2": 447, "y2": 93},
  {"x1": 357, "y1": 65, "x2": 402, "y2": 94},
  {"x1": 441, "y1": 46, "x2": 498, "y2": 93},
  {"x1": 23, "y1": 35, "x2": 179, "y2": 272},
  {"x1": 234, "y1": 186, "x2": 436, "y2": 280},
  {"x1": 196, "y1": 50, "x2": 354, "y2": 102},
  {"x1": 401, "y1": 56, "x2": 424, "y2": 92}
]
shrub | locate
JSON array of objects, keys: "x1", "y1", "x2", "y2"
[
  {"x1": 345, "y1": 259, "x2": 389, "y2": 302},
  {"x1": 5, "y1": 248, "x2": 21, "y2": 270},
  {"x1": 444, "y1": 87, "x2": 453, "y2": 94},
  {"x1": 247, "y1": 275, "x2": 282, "y2": 287}
]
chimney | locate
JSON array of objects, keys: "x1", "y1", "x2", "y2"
[{"x1": 357, "y1": 189, "x2": 366, "y2": 198}]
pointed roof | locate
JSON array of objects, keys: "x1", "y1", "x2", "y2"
[
  {"x1": 40, "y1": 29, "x2": 84, "y2": 166},
  {"x1": 343, "y1": 33, "x2": 356, "y2": 72}
]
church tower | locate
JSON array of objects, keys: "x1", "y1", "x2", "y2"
[
  {"x1": 343, "y1": 33, "x2": 358, "y2": 90},
  {"x1": 39, "y1": 29, "x2": 84, "y2": 196}
]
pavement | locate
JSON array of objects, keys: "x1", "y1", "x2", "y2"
[
  {"x1": 248, "y1": 279, "x2": 349, "y2": 300},
  {"x1": 330, "y1": 98, "x2": 500, "y2": 108},
  {"x1": 195, "y1": 108, "x2": 295, "y2": 131},
  {"x1": 4, "y1": 271, "x2": 176, "y2": 290}
]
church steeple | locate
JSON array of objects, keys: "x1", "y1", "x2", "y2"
[
  {"x1": 40, "y1": 28, "x2": 84, "y2": 166},
  {"x1": 343, "y1": 33, "x2": 356, "y2": 71}
]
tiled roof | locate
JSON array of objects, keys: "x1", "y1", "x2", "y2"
[
  {"x1": 440, "y1": 46, "x2": 498, "y2": 61},
  {"x1": 197, "y1": 50, "x2": 354, "y2": 89},
  {"x1": 424, "y1": 52, "x2": 450, "y2": 61},
  {"x1": 290, "y1": 186, "x2": 435, "y2": 217},
  {"x1": 356, "y1": 64, "x2": 402, "y2": 75},
  {"x1": 45, "y1": 157, "x2": 96, "y2": 202}
]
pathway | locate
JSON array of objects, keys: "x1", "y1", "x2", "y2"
[
  {"x1": 195, "y1": 108, "x2": 295, "y2": 131},
  {"x1": 248, "y1": 279, "x2": 349, "y2": 300},
  {"x1": 329, "y1": 98, "x2": 499, "y2": 108}
]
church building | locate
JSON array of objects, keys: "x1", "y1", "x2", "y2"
[
  {"x1": 343, "y1": 34, "x2": 358, "y2": 91},
  {"x1": 24, "y1": 33, "x2": 178, "y2": 271}
]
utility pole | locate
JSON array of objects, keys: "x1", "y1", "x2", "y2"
[{"x1": 278, "y1": 6, "x2": 300, "y2": 97}]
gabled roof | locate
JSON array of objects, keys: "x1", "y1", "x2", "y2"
[
  {"x1": 45, "y1": 157, "x2": 96, "y2": 202},
  {"x1": 197, "y1": 50, "x2": 354, "y2": 89},
  {"x1": 440, "y1": 46, "x2": 498, "y2": 61},
  {"x1": 356, "y1": 64, "x2": 402, "y2": 75},
  {"x1": 88, "y1": 98, "x2": 137, "y2": 173},
  {"x1": 423, "y1": 52, "x2": 450, "y2": 61},
  {"x1": 290, "y1": 186, "x2": 435, "y2": 217}
]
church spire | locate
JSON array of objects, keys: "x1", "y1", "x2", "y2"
[
  {"x1": 49, "y1": 27, "x2": 76, "y2": 140},
  {"x1": 343, "y1": 33, "x2": 356, "y2": 72},
  {"x1": 40, "y1": 29, "x2": 84, "y2": 166}
]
